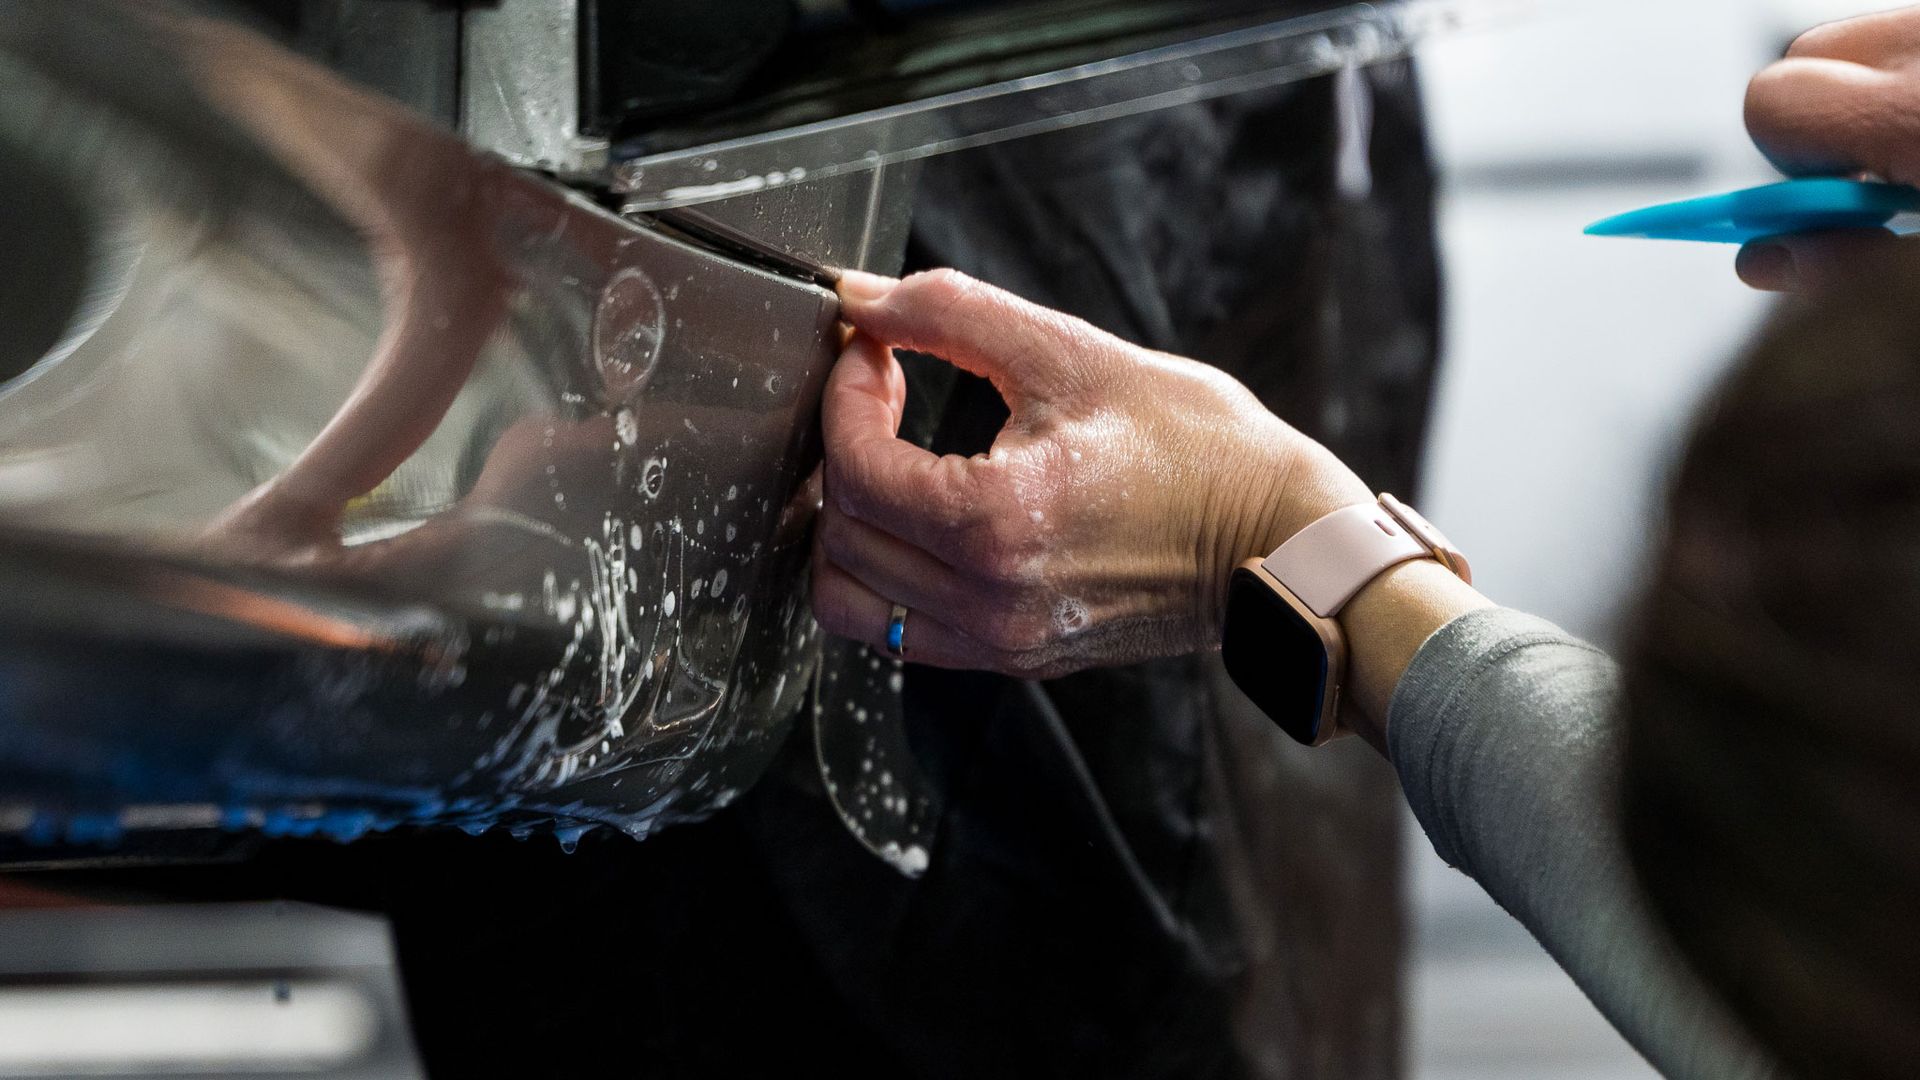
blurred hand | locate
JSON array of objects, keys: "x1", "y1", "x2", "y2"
[
  {"x1": 811, "y1": 269, "x2": 1369, "y2": 679},
  {"x1": 1741, "y1": 7, "x2": 1920, "y2": 291},
  {"x1": 155, "y1": 6, "x2": 515, "y2": 556}
]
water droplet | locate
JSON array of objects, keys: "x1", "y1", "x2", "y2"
[
  {"x1": 880, "y1": 842, "x2": 929, "y2": 876},
  {"x1": 616, "y1": 409, "x2": 639, "y2": 446},
  {"x1": 1053, "y1": 598, "x2": 1091, "y2": 635},
  {"x1": 640, "y1": 458, "x2": 666, "y2": 499},
  {"x1": 662, "y1": 590, "x2": 677, "y2": 617},
  {"x1": 711, "y1": 569, "x2": 729, "y2": 597}
]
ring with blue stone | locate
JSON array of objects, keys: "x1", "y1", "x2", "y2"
[{"x1": 885, "y1": 603, "x2": 910, "y2": 660}]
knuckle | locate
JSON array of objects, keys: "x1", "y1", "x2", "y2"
[
  {"x1": 809, "y1": 577, "x2": 861, "y2": 640},
  {"x1": 959, "y1": 515, "x2": 1035, "y2": 584},
  {"x1": 823, "y1": 456, "x2": 875, "y2": 521},
  {"x1": 906, "y1": 267, "x2": 977, "y2": 303},
  {"x1": 989, "y1": 513, "x2": 1041, "y2": 578},
  {"x1": 809, "y1": 587, "x2": 846, "y2": 637},
  {"x1": 928, "y1": 457, "x2": 977, "y2": 525},
  {"x1": 952, "y1": 528, "x2": 998, "y2": 578},
  {"x1": 1184, "y1": 353, "x2": 1253, "y2": 399},
  {"x1": 817, "y1": 506, "x2": 857, "y2": 564},
  {"x1": 901, "y1": 268, "x2": 989, "y2": 325},
  {"x1": 977, "y1": 611, "x2": 1051, "y2": 656}
]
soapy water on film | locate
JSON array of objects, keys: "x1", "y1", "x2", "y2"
[
  {"x1": 0, "y1": 433, "x2": 821, "y2": 854},
  {"x1": 0, "y1": 131, "x2": 825, "y2": 857},
  {"x1": 0, "y1": 7, "x2": 948, "y2": 876},
  {"x1": 814, "y1": 641, "x2": 935, "y2": 878}
]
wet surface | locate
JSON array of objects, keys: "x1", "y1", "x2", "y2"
[{"x1": 0, "y1": 2, "x2": 839, "y2": 855}]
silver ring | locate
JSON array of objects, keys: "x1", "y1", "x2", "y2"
[{"x1": 884, "y1": 603, "x2": 909, "y2": 659}]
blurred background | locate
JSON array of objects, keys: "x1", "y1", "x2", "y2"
[
  {"x1": 1409, "y1": 1, "x2": 1896, "y2": 1076},
  {"x1": 0, "y1": 0, "x2": 1903, "y2": 1075}
]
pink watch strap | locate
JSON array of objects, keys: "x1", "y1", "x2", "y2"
[{"x1": 1262, "y1": 503, "x2": 1429, "y2": 619}]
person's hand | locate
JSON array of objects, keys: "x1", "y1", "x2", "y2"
[
  {"x1": 810, "y1": 269, "x2": 1370, "y2": 680},
  {"x1": 1741, "y1": 7, "x2": 1920, "y2": 291},
  {"x1": 153, "y1": 5, "x2": 515, "y2": 557}
]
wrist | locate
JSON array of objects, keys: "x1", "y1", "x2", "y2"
[
  {"x1": 1337, "y1": 555, "x2": 1493, "y2": 754},
  {"x1": 1199, "y1": 429, "x2": 1370, "y2": 637},
  {"x1": 1255, "y1": 438, "x2": 1376, "y2": 557},
  {"x1": 1215, "y1": 470, "x2": 1490, "y2": 755}
]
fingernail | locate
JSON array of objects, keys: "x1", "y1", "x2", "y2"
[
  {"x1": 837, "y1": 270, "x2": 898, "y2": 304},
  {"x1": 1743, "y1": 243, "x2": 1798, "y2": 291}
]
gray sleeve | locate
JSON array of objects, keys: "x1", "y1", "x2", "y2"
[{"x1": 1388, "y1": 608, "x2": 1778, "y2": 1079}]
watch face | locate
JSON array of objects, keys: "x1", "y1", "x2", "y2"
[{"x1": 1222, "y1": 567, "x2": 1331, "y2": 745}]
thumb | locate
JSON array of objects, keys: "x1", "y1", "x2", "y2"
[{"x1": 837, "y1": 268, "x2": 1118, "y2": 406}]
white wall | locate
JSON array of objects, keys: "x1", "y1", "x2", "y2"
[
  {"x1": 1406, "y1": 2, "x2": 1899, "y2": 1076},
  {"x1": 1418, "y1": 0, "x2": 1780, "y2": 648}
]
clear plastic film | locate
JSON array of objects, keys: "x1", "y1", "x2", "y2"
[
  {"x1": 0, "y1": 1, "x2": 837, "y2": 852},
  {"x1": 615, "y1": 0, "x2": 1533, "y2": 211}
]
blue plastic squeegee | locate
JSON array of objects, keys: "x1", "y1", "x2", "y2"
[{"x1": 1585, "y1": 178, "x2": 1920, "y2": 244}]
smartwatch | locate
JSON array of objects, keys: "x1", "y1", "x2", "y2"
[{"x1": 1222, "y1": 493, "x2": 1470, "y2": 746}]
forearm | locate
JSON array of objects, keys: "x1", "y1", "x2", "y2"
[
  {"x1": 1389, "y1": 609, "x2": 1779, "y2": 1078},
  {"x1": 1236, "y1": 456, "x2": 1775, "y2": 1073}
]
